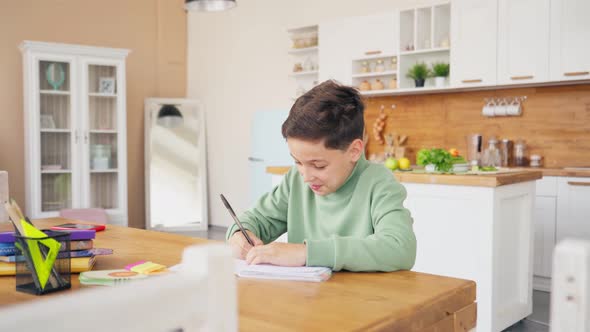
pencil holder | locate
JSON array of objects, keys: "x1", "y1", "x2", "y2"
[{"x1": 14, "y1": 230, "x2": 71, "y2": 295}]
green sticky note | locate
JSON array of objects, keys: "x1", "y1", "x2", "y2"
[{"x1": 21, "y1": 221, "x2": 61, "y2": 290}]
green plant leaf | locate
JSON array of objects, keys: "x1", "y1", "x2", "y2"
[{"x1": 431, "y1": 62, "x2": 450, "y2": 77}]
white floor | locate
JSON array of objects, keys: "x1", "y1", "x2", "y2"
[{"x1": 187, "y1": 226, "x2": 552, "y2": 332}]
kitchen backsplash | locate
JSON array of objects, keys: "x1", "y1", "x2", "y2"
[{"x1": 364, "y1": 84, "x2": 590, "y2": 168}]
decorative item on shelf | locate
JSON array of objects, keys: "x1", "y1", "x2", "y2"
[
  {"x1": 372, "y1": 106, "x2": 387, "y2": 145},
  {"x1": 292, "y1": 38, "x2": 306, "y2": 49},
  {"x1": 360, "y1": 61, "x2": 370, "y2": 73},
  {"x1": 404, "y1": 44, "x2": 415, "y2": 51},
  {"x1": 388, "y1": 75, "x2": 398, "y2": 90},
  {"x1": 292, "y1": 63, "x2": 303, "y2": 73},
  {"x1": 390, "y1": 57, "x2": 398, "y2": 70},
  {"x1": 358, "y1": 80, "x2": 371, "y2": 91},
  {"x1": 406, "y1": 62, "x2": 431, "y2": 88},
  {"x1": 375, "y1": 59, "x2": 385, "y2": 72},
  {"x1": 40, "y1": 114, "x2": 56, "y2": 129},
  {"x1": 98, "y1": 77, "x2": 115, "y2": 94},
  {"x1": 369, "y1": 61, "x2": 377, "y2": 72},
  {"x1": 91, "y1": 144, "x2": 111, "y2": 170},
  {"x1": 371, "y1": 79, "x2": 384, "y2": 91},
  {"x1": 303, "y1": 57, "x2": 314, "y2": 71},
  {"x1": 45, "y1": 63, "x2": 65, "y2": 90},
  {"x1": 431, "y1": 62, "x2": 450, "y2": 88}
]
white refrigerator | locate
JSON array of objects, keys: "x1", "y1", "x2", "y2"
[{"x1": 248, "y1": 110, "x2": 292, "y2": 205}]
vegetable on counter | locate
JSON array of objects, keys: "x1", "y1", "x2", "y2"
[{"x1": 417, "y1": 148, "x2": 454, "y2": 172}]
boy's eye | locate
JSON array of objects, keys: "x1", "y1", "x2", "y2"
[
  {"x1": 314, "y1": 165, "x2": 326, "y2": 169},
  {"x1": 295, "y1": 161, "x2": 302, "y2": 165}
]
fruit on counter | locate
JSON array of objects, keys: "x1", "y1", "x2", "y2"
[
  {"x1": 449, "y1": 148, "x2": 459, "y2": 157},
  {"x1": 398, "y1": 157, "x2": 411, "y2": 170},
  {"x1": 384, "y1": 157, "x2": 399, "y2": 170}
]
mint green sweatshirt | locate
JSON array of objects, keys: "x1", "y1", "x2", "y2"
[{"x1": 226, "y1": 155, "x2": 417, "y2": 272}]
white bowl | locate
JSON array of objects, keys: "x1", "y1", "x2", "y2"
[{"x1": 452, "y1": 163, "x2": 470, "y2": 173}]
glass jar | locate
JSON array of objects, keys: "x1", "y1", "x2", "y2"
[
  {"x1": 500, "y1": 139, "x2": 513, "y2": 167},
  {"x1": 482, "y1": 137, "x2": 501, "y2": 167},
  {"x1": 390, "y1": 56, "x2": 398, "y2": 70},
  {"x1": 514, "y1": 139, "x2": 527, "y2": 167},
  {"x1": 360, "y1": 61, "x2": 369, "y2": 73},
  {"x1": 375, "y1": 59, "x2": 385, "y2": 72}
]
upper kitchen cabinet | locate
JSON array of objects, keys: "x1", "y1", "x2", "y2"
[
  {"x1": 451, "y1": 0, "x2": 498, "y2": 88},
  {"x1": 288, "y1": 25, "x2": 319, "y2": 99},
  {"x1": 399, "y1": 3, "x2": 450, "y2": 90},
  {"x1": 319, "y1": 12, "x2": 398, "y2": 86},
  {"x1": 497, "y1": 0, "x2": 550, "y2": 85},
  {"x1": 549, "y1": 0, "x2": 590, "y2": 82}
]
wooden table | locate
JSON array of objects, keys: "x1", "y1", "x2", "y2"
[{"x1": 0, "y1": 218, "x2": 476, "y2": 331}]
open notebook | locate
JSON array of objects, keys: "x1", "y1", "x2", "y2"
[{"x1": 234, "y1": 259, "x2": 332, "y2": 282}]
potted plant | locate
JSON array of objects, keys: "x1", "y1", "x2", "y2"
[
  {"x1": 417, "y1": 148, "x2": 454, "y2": 173},
  {"x1": 431, "y1": 62, "x2": 450, "y2": 88},
  {"x1": 406, "y1": 62, "x2": 430, "y2": 88}
]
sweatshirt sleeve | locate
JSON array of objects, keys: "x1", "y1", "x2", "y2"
[
  {"x1": 305, "y1": 179, "x2": 417, "y2": 272},
  {"x1": 225, "y1": 168, "x2": 291, "y2": 244}
]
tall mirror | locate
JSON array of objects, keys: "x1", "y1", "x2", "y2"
[{"x1": 144, "y1": 98, "x2": 208, "y2": 232}]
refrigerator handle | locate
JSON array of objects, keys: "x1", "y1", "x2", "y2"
[{"x1": 248, "y1": 157, "x2": 264, "y2": 162}]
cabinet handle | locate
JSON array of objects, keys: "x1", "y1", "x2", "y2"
[
  {"x1": 567, "y1": 181, "x2": 590, "y2": 187},
  {"x1": 75, "y1": 130, "x2": 79, "y2": 144},
  {"x1": 462, "y1": 79, "x2": 482, "y2": 83},
  {"x1": 510, "y1": 75, "x2": 534, "y2": 80},
  {"x1": 84, "y1": 132, "x2": 88, "y2": 144},
  {"x1": 564, "y1": 71, "x2": 589, "y2": 77},
  {"x1": 364, "y1": 50, "x2": 382, "y2": 56}
]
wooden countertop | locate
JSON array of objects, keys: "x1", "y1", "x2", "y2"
[
  {"x1": 0, "y1": 218, "x2": 477, "y2": 331},
  {"x1": 266, "y1": 166, "x2": 543, "y2": 187}
]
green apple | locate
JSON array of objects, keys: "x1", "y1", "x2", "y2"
[{"x1": 384, "y1": 157, "x2": 399, "y2": 170}]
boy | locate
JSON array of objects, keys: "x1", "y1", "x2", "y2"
[{"x1": 226, "y1": 80, "x2": 416, "y2": 272}]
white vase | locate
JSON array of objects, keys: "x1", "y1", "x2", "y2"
[{"x1": 434, "y1": 76, "x2": 446, "y2": 88}]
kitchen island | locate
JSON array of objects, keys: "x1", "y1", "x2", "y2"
[{"x1": 266, "y1": 166, "x2": 543, "y2": 332}]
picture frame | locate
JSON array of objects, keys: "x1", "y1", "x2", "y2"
[
  {"x1": 98, "y1": 77, "x2": 116, "y2": 94},
  {"x1": 40, "y1": 114, "x2": 56, "y2": 129}
]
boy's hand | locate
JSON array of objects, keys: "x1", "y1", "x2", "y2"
[
  {"x1": 228, "y1": 230, "x2": 263, "y2": 259},
  {"x1": 245, "y1": 242, "x2": 306, "y2": 267}
]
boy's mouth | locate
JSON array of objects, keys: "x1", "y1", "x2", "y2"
[{"x1": 310, "y1": 184, "x2": 322, "y2": 191}]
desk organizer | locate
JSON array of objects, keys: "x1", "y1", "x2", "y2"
[{"x1": 14, "y1": 230, "x2": 71, "y2": 295}]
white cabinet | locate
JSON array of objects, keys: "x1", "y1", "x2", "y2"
[
  {"x1": 556, "y1": 177, "x2": 590, "y2": 242},
  {"x1": 288, "y1": 26, "x2": 319, "y2": 99},
  {"x1": 497, "y1": 0, "x2": 550, "y2": 85},
  {"x1": 550, "y1": 0, "x2": 590, "y2": 81},
  {"x1": 319, "y1": 12, "x2": 398, "y2": 86},
  {"x1": 533, "y1": 196, "x2": 557, "y2": 278},
  {"x1": 450, "y1": 0, "x2": 498, "y2": 87},
  {"x1": 20, "y1": 41, "x2": 129, "y2": 225}
]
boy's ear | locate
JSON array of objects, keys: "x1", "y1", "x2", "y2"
[{"x1": 348, "y1": 138, "x2": 364, "y2": 162}]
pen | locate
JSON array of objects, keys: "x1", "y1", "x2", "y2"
[{"x1": 220, "y1": 194, "x2": 255, "y2": 246}]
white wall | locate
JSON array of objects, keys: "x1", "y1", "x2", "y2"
[{"x1": 187, "y1": 0, "x2": 438, "y2": 227}]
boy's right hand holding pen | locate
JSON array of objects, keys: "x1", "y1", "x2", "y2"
[{"x1": 228, "y1": 230, "x2": 263, "y2": 259}]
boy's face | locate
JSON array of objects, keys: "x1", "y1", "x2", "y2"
[{"x1": 287, "y1": 137, "x2": 363, "y2": 196}]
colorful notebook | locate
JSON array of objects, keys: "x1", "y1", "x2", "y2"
[
  {"x1": 0, "y1": 229, "x2": 95, "y2": 242},
  {"x1": 79, "y1": 269, "x2": 148, "y2": 286},
  {"x1": 0, "y1": 248, "x2": 112, "y2": 262}
]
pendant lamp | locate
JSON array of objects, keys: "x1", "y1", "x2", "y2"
[
  {"x1": 157, "y1": 104, "x2": 183, "y2": 128},
  {"x1": 184, "y1": 0, "x2": 236, "y2": 12}
]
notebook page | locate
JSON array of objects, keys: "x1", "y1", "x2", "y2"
[{"x1": 234, "y1": 259, "x2": 332, "y2": 282}]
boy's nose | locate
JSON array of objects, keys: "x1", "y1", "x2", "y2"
[{"x1": 301, "y1": 169, "x2": 315, "y2": 183}]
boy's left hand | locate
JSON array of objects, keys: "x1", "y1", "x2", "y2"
[{"x1": 245, "y1": 242, "x2": 306, "y2": 267}]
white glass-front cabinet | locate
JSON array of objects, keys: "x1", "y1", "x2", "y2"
[{"x1": 20, "y1": 41, "x2": 129, "y2": 225}]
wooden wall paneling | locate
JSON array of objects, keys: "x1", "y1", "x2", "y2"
[{"x1": 363, "y1": 84, "x2": 590, "y2": 168}]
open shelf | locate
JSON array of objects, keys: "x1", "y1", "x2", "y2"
[
  {"x1": 40, "y1": 129, "x2": 70, "y2": 133},
  {"x1": 90, "y1": 168, "x2": 118, "y2": 173},
  {"x1": 41, "y1": 169, "x2": 71, "y2": 174},
  {"x1": 288, "y1": 46, "x2": 318, "y2": 55},
  {"x1": 289, "y1": 70, "x2": 319, "y2": 77},
  {"x1": 40, "y1": 90, "x2": 70, "y2": 95},
  {"x1": 400, "y1": 47, "x2": 450, "y2": 56},
  {"x1": 88, "y1": 92, "x2": 117, "y2": 98},
  {"x1": 352, "y1": 70, "x2": 398, "y2": 79},
  {"x1": 90, "y1": 129, "x2": 117, "y2": 134}
]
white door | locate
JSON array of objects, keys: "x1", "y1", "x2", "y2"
[
  {"x1": 533, "y1": 196, "x2": 557, "y2": 278},
  {"x1": 497, "y1": 0, "x2": 550, "y2": 85},
  {"x1": 550, "y1": 0, "x2": 590, "y2": 81},
  {"x1": 450, "y1": 0, "x2": 498, "y2": 87},
  {"x1": 556, "y1": 177, "x2": 590, "y2": 243}
]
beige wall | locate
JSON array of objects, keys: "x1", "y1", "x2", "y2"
[
  {"x1": 187, "y1": 0, "x2": 437, "y2": 227},
  {"x1": 0, "y1": 0, "x2": 187, "y2": 228}
]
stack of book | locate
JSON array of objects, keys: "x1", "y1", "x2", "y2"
[{"x1": 0, "y1": 229, "x2": 110, "y2": 275}]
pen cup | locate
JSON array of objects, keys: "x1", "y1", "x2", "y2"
[{"x1": 14, "y1": 231, "x2": 71, "y2": 295}]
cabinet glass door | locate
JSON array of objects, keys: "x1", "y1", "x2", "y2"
[
  {"x1": 87, "y1": 64, "x2": 119, "y2": 209},
  {"x1": 39, "y1": 60, "x2": 73, "y2": 212}
]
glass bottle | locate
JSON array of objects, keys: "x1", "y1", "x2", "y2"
[
  {"x1": 514, "y1": 140, "x2": 527, "y2": 167},
  {"x1": 482, "y1": 137, "x2": 501, "y2": 167},
  {"x1": 360, "y1": 61, "x2": 369, "y2": 73}
]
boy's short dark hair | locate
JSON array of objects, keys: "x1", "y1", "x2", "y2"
[{"x1": 281, "y1": 80, "x2": 365, "y2": 150}]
